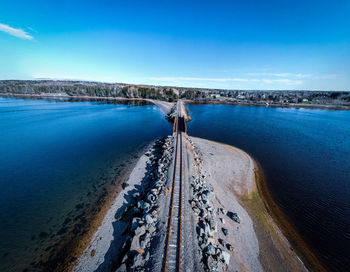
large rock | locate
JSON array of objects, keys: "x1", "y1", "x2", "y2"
[
  {"x1": 205, "y1": 244, "x2": 216, "y2": 255},
  {"x1": 206, "y1": 255, "x2": 219, "y2": 271},
  {"x1": 140, "y1": 232, "x2": 151, "y2": 249},
  {"x1": 202, "y1": 190, "x2": 215, "y2": 201},
  {"x1": 147, "y1": 193, "x2": 156, "y2": 203},
  {"x1": 138, "y1": 200, "x2": 150, "y2": 212},
  {"x1": 132, "y1": 252, "x2": 145, "y2": 267},
  {"x1": 199, "y1": 227, "x2": 205, "y2": 237},
  {"x1": 209, "y1": 218, "x2": 217, "y2": 230},
  {"x1": 129, "y1": 235, "x2": 142, "y2": 254},
  {"x1": 221, "y1": 250, "x2": 230, "y2": 265},
  {"x1": 145, "y1": 223, "x2": 156, "y2": 234},
  {"x1": 134, "y1": 225, "x2": 146, "y2": 236},
  {"x1": 144, "y1": 250, "x2": 150, "y2": 262},
  {"x1": 227, "y1": 211, "x2": 240, "y2": 223},
  {"x1": 144, "y1": 214, "x2": 155, "y2": 224},
  {"x1": 226, "y1": 243, "x2": 234, "y2": 252},
  {"x1": 192, "y1": 206, "x2": 200, "y2": 214}
]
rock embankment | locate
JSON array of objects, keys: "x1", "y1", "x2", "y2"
[
  {"x1": 166, "y1": 104, "x2": 177, "y2": 122},
  {"x1": 166, "y1": 100, "x2": 191, "y2": 122},
  {"x1": 116, "y1": 136, "x2": 174, "y2": 271},
  {"x1": 188, "y1": 137, "x2": 237, "y2": 271}
]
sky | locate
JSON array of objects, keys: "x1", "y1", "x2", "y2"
[{"x1": 1, "y1": 0, "x2": 349, "y2": 90}]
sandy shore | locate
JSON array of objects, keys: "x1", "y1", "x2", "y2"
[{"x1": 191, "y1": 136, "x2": 309, "y2": 271}]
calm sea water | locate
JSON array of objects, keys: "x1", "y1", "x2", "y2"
[
  {"x1": 187, "y1": 104, "x2": 350, "y2": 272},
  {"x1": 0, "y1": 97, "x2": 171, "y2": 272}
]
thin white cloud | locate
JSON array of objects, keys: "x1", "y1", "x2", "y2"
[
  {"x1": 315, "y1": 74, "x2": 341, "y2": 79},
  {"x1": 262, "y1": 79, "x2": 303, "y2": 85},
  {"x1": 148, "y1": 77, "x2": 303, "y2": 85},
  {"x1": 295, "y1": 73, "x2": 313, "y2": 78},
  {"x1": 0, "y1": 23, "x2": 33, "y2": 40},
  {"x1": 248, "y1": 72, "x2": 312, "y2": 78},
  {"x1": 149, "y1": 77, "x2": 252, "y2": 82}
]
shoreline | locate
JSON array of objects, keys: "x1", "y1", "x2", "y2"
[
  {"x1": 0, "y1": 93, "x2": 173, "y2": 114},
  {"x1": 1, "y1": 93, "x2": 349, "y2": 111},
  {"x1": 71, "y1": 144, "x2": 153, "y2": 272},
  {"x1": 184, "y1": 99, "x2": 350, "y2": 111},
  {"x1": 253, "y1": 159, "x2": 327, "y2": 272},
  {"x1": 48, "y1": 143, "x2": 151, "y2": 272}
]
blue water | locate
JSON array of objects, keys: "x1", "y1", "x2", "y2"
[
  {"x1": 187, "y1": 104, "x2": 350, "y2": 272},
  {"x1": 0, "y1": 97, "x2": 171, "y2": 272}
]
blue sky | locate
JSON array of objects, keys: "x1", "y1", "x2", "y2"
[{"x1": 1, "y1": 0, "x2": 349, "y2": 90}]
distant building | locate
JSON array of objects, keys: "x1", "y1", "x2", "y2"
[{"x1": 210, "y1": 94, "x2": 220, "y2": 98}]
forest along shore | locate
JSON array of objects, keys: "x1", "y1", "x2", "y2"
[
  {"x1": 1, "y1": 80, "x2": 349, "y2": 111},
  {"x1": 72, "y1": 132, "x2": 310, "y2": 271}
]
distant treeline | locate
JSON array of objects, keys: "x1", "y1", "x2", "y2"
[
  {"x1": 181, "y1": 89, "x2": 350, "y2": 103},
  {"x1": 0, "y1": 80, "x2": 179, "y2": 102},
  {"x1": 1, "y1": 80, "x2": 349, "y2": 106}
]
